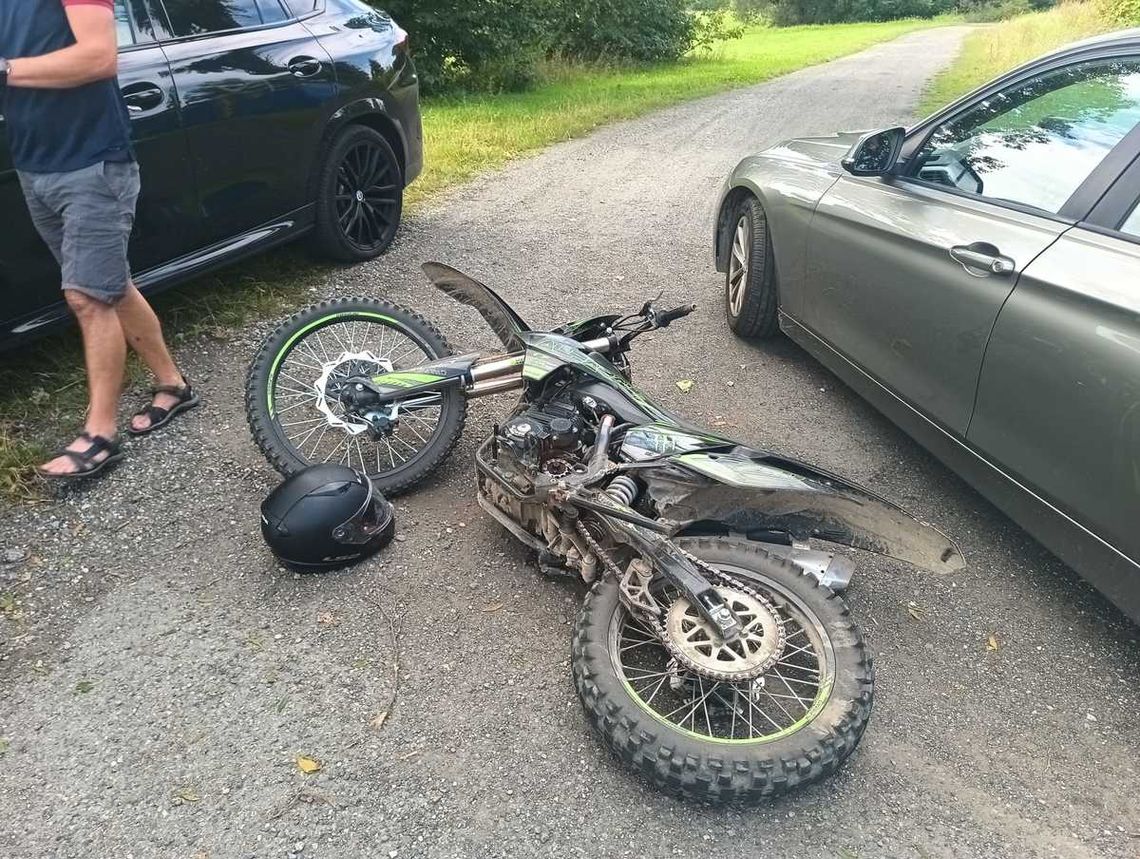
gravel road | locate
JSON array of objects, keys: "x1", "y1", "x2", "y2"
[{"x1": 3, "y1": 25, "x2": 1139, "y2": 859}]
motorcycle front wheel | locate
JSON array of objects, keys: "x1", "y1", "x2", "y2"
[
  {"x1": 245, "y1": 298, "x2": 467, "y2": 496},
  {"x1": 571, "y1": 536, "x2": 873, "y2": 803}
]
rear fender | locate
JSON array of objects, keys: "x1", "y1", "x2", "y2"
[{"x1": 645, "y1": 450, "x2": 965, "y2": 573}]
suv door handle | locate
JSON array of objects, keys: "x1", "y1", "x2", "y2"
[
  {"x1": 288, "y1": 57, "x2": 323, "y2": 78},
  {"x1": 949, "y1": 242, "x2": 1016, "y2": 277},
  {"x1": 121, "y1": 83, "x2": 164, "y2": 113}
]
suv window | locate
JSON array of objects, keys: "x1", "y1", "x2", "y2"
[
  {"x1": 163, "y1": 0, "x2": 289, "y2": 37},
  {"x1": 115, "y1": 0, "x2": 155, "y2": 46},
  {"x1": 913, "y1": 58, "x2": 1140, "y2": 214},
  {"x1": 115, "y1": 0, "x2": 135, "y2": 45}
]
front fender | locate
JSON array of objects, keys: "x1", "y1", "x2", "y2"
[
  {"x1": 713, "y1": 147, "x2": 844, "y2": 320},
  {"x1": 644, "y1": 450, "x2": 964, "y2": 573}
]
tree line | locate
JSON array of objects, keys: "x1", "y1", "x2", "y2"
[
  {"x1": 381, "y1": 0, "x2": 1140, "y2": 95},
  {"x1": 380, "y1": 0, "x2": 702, "y2": 93}
]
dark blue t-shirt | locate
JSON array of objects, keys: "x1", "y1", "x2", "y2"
[{"x1": 0, "y1": 0, "x2": 133, "y2": 173}]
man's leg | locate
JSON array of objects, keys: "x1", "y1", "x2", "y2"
[
  {"x1": 116, "y1": 283, "x2": 188, "y2": 432},
  {"x1": 37, "y1": 290, "x2": 126, "y2": 475}
]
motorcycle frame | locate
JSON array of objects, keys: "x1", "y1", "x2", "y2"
[{"x1": 338, "y1": 264, "x2": 963, "y2": 582}]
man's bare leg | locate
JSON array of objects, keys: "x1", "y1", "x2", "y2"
[
  {"x1": 38, "y1": 290, "x2": 125, "y2": 475},
  {"x1": 115, "y1": 283, "x2": 185, "y2": 432}
]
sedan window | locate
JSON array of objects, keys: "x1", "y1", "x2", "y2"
[
  {"x1": 281, "y1": 0, "x2": 318, "y2": 14},
  {"x1": 914, "y1": 58, "x2": 1140, "y2": 214},
  {"x1": 1122, "y1": 203, "x2": 1140, "y2": 237},
  {"x1": 163, "y1": 0, "x2": 289, "y2": 37}
]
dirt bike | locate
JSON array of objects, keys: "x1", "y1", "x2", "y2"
[{"x1": 245, "y1": 262, "x2": 964, "y2": 803}]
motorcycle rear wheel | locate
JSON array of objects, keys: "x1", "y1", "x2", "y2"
[{"x1": 571, "y1": 536, "x2": 873, "y2": 803}]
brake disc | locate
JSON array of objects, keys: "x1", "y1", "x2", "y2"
[
  {"x1": 313, "y1": 350, "x2": 391, "y2": 434},
  {"x1": 662, "y1": 585, "x2": 786, "y2": 683}
]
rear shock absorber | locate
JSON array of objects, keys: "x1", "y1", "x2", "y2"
[{"x1": 604, "y1": 475, "x2": 640, "y2": 507}]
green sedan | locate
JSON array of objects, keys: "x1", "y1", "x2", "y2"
[{"x1": 714, "y1": 29, "x2": 1140, "y2": 623}]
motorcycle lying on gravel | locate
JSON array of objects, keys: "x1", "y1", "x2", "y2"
[{"x1": 245, "y1": 262, "x2": 964, "y2": 803}]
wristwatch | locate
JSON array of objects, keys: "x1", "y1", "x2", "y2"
[{"x1": 0, "y1": 58, "x2": 10, "y2": 88}]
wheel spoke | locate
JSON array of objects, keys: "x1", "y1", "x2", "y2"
[
  {"x1": 611, "y1": 566, "x2": 832, "y2": 742},
  {"x1": 267, "y1": 314, "x2": 449, "y2": 481}
]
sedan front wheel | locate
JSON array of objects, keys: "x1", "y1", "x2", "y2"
[{"x1": 725, "y1": 195, "x2": 779, "y2": 339}]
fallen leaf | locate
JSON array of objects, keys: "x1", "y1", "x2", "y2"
[
  {"x1": 482, "y1": 602, "x2": 504, "y2": 613},
  {"x1": 0, "y1": 737, "x2": 9, "y2": 756},
  {"x1": 74, "y1": 680, "x2": 94, "y2": 694},
  {"x1": 370, "y1": 710, "x2": 389, "y2": 731},
  {"x1": 986, "y1": 634, "x2": 999, "y2": 652},
  {"x1": 176, "y1": 787, "x2": 200, "y2": 802},
  {"x1": 274, "y1": 696, "x2": 289, "y2": 714},
  {"x1": 297, "y1": 756, "x2": 322, "y2": 774},
  {"x1": 316, "y1": 611, "x2": 338, "y2": 626},
  {"x1": 675, "y1": 379, "x2": 695, "y2": 393}
]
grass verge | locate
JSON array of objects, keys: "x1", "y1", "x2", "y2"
[
  {"x1": 919, "y1": 1, "x2": 1117, "y2": 115},
  {"x1": 410, "y1": 18, "x2": 953, "y2": 205},
  {"x1": 0, "y1": 18, "x2": 954, "y2": 497}
]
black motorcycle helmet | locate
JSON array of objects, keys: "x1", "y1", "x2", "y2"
[{"x1": 260, "y1": 464, "x2": 395, "y2": 571}]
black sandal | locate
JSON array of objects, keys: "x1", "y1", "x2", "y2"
[
  {"x1": 35, "y1": 432, "x2": 124, "y2": 481},
  {"x1": 128, "y1": 376, "x2": 200, "y2": 436}
]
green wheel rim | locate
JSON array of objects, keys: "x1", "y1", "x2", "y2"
[
  {"x1": 263, "y1": 309, "x2": 447, "y2": 478},
  {"x1": 610, "y1": 563, "x2": 835, "y2": 745}
]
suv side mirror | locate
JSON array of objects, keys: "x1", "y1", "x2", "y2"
[{"x1": 841, "y1": 127, "x2": 906, "y2": 177}]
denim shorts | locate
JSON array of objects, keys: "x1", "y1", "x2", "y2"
[{"x1": 18, "y1": 160, "x2": 141, "y2": 304}]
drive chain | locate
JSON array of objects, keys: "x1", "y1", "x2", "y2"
[{"x1": 577, "y1": 518, "x2": 786, "y2": 683}]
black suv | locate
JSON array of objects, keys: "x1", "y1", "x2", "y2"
[{"x1": 0, "y1": 0, "x2": 422, "y2": 347}]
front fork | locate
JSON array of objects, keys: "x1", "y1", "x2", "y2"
[
  {"x1": 337, "y1": 351, "x2": 528, "y2": 432},
  {"x1": 340, "y1": 332, "x2": 616, "y2": 416}
]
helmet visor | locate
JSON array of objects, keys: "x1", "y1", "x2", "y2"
[{"x1": 332, "y1": 474, "x2": 392, "y2": 545}]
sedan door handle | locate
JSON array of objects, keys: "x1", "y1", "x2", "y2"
[
  {"x1": 288, "y1": 57, "x2": 323, "y2": 78},
  {"x1": 949, "y1": 243, "x2": 1016, "y2": 277},
  {"x1": 121, "y1": 83, "x2": 164, "y2": 114}
]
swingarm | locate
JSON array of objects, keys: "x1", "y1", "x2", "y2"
[{"x1": 550, "y1": 485, "x2": 745, "y2": 644}]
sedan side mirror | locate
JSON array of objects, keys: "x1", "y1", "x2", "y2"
[{"x1": 841, "y1": 127, "x2": 906, "y2": 177}]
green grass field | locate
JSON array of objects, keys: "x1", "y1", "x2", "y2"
[
  {"x1": 0, "y1": 17, "x2": 953, "y2": 497},
  {"x1": 412, "y1": 18, "x2": 948, "y2": 204},
  {"x1": 919, "y1": 2, "x2": 1116, "y2": 115}
]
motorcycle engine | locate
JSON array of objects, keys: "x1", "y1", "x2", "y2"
[{"x1": 498, "y1": 401, "x2": 587, "y2": 476}]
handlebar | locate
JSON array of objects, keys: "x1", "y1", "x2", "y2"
[
  {"x1": 612, "y1": 300, "x2": 698, "y2": 349},
  {"x1": 655, "y1": 303, "x2": 696, "y2": 328}
]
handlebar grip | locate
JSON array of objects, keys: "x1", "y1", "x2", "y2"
[{"x1": 658, "y1": 303, "x2": 696, "y2": 327}]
